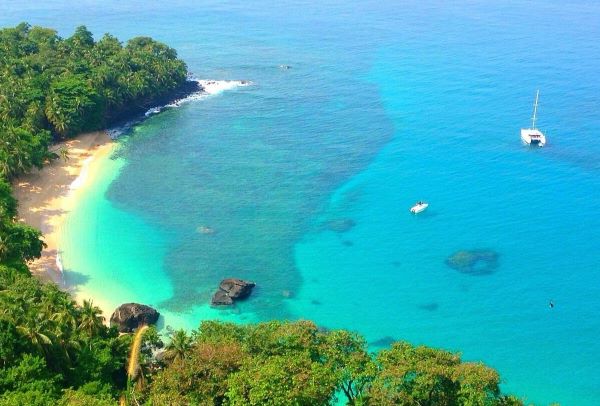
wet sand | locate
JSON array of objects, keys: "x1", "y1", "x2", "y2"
[{"x1": 13, "y1": 131, "x2": 114, "y2": 285}]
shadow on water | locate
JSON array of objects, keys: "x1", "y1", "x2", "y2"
[
  {"x1": 155, "y1": 314, "x2": 166, "y2": 331},
  {"x1": 410, "y1": 209, "x2": 439, "y2": 219},
  {"x1": 370, "y1": 336, "x2": 397, "y2": 348},
  {"x1": 62, "y1": 270, "x2": 90, "y2": 287}
]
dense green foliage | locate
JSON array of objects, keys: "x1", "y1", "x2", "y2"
[
  {"x1": 0, "y1": 23, "x2": 527, "y2": 406},
  {"x1": 0, "y1": 268, "x2": 130, "y2": 405},
  {"x1": 0, "y1": 23, "x2": 186, "y2": 405},
  {"x1": 0, "y1": 22, "x2": 188, "y2": 178},
  {"x1": 0, "y1": 178, "x2": 45, "y2": 273},
  {"x1": 134, "y1": 321, "x2": 523, "y2": 406}
]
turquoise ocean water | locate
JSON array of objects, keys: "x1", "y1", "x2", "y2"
[{"x1": 3, "y1": 1, "x2": 600, "y2": 404}]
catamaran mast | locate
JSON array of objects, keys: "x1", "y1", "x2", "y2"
[{"x1": 531, "y1": 90, "x2": 539, "y2": 129}]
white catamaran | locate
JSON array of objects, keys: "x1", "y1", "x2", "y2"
[{"x1": 520, "y1": 90, "x2": 546, "y2": 147}]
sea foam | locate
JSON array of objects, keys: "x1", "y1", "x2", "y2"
[
  {"x1": 69, "y1": 155, "x2": 94, "y2": 191},
  {"x1": 162, "y1": 79, "x2": 251, "y2": 108},
  {"x1": 108, "y1": 79, "x2": 251, "y2": 139}
]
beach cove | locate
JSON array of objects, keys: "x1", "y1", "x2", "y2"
[{"x1": 13, "y1": 80, "x2": 263, "y2": 328}]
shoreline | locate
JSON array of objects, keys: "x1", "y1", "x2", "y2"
[
  {"x1": 10, "y1": 79, "x2": 249, "y2": 319},
  {"x1": 13, "y1": 131, "x2": 115, "y2": 287}
]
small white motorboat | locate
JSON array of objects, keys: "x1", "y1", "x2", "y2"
[{"x1": 410, "y1": 201, "x2": 429, "y2": 214}]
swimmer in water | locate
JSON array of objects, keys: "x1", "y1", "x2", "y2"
[{"x1": 549, "y1": 300, "x2": 554, "y2": 308}]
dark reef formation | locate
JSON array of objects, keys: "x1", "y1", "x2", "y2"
[
  {"x1": 370, "y1": 336, "x2": 397, "y2": 348},
  {"x1": 445, "y1": 249, "x2": 499, "y2": 275},
  {"x1": 110, "y1": 303, "x2": 160, "y2": 333},
  {"x1": 211, "y1": 278, "x2": 256, "y2": 306},
  {"x1": 324, "y1": 218, "x2": 356, "y2": 233}
]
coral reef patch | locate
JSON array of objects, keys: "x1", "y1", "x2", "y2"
[
  {"x1": 323, "y1": 218, "x2": 356, "y2": 233},
  {"x1": 445, "y1": 249, "x2": 499, "y2": 275}
]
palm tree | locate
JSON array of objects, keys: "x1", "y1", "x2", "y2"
[
  {"x1": 16, "y1": 315, "x2": 54, "y2": 357},
  {"x1": 0, "y1": 234, "x2": 10, "y2": 259},
  {"x1": 51, "y1": 306, "x2": 77, "y2": 333},
  {"x1": 78, "y1": 299, "x2": 105, "y2": 336},
  {"x1": 164, "y1": 329, "x2": 192, "y2": 363},
  {"x1": 54, "y1": 331, "x2": 82, "y2": 366}
]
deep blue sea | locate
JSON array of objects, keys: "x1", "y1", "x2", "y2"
[{"x1": 3, "y1": 1, "x2": 600, "y2": 404}]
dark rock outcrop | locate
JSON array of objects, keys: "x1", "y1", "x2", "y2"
[
  {"x1": 106, "y1": 80, "x2": 203, "y2": 126},
  {"x1": 110, "y1": 303, "x2": 159, "y2": 333},
  {"x1": 211, "y1": 278, "x2": 256, "y2": 306},
  {"x1": 211, "y1": 290, "x2": 233, "y2": 306}
]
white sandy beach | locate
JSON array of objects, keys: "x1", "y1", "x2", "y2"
[{"x1": 13, "y1": 131, "x2": 114, "y2": 288}]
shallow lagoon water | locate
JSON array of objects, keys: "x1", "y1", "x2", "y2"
[{"x1": 3, "y1": 1, "x2": 600, "y2": 404}]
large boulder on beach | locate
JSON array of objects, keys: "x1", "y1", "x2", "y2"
[
  {"x1": 211, "y1": 278, "x2": 256, "y2": 306},
  {"x1": 110, "y1": 303, "x2": 159, "y2": 333}
]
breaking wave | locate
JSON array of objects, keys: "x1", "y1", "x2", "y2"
[{"x1": 108, "y1": 79, "x2": 252, "y2": 139}]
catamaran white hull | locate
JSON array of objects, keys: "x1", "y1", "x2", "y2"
[{"x1": 521, "y1": 129, "x2": 546, "y2": 147}]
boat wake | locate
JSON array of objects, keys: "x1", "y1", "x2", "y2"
[{"x1": 108, "y1": 79, "x2": 252, "y2": 138}]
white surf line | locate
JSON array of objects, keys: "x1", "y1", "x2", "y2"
[
  {"x1": 108, "y1": 80, "x2": 252, "y2": 138},
  {"x1": 150, "y1": 79, "x2": 252, "y2": 113},
  {"x1": 68, "y1": 154, "x2": 95, "y2": 192}
]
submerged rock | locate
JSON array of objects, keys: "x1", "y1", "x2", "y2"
[
  {"x1": 370, "y1": 336, "x2": 397, "y2": 348},
  {"x1": 324, "y1": 218, "x2": 356, "y2": 233},
  {"x1": 445, "y1": 249, "x2": 499, "y2": 275},
  {"x1": 211, "y1": 278, "x2": 256, "y2": 306},
  {"x1": 110, "y1": 303, "x2": 159, "y2": 333}
]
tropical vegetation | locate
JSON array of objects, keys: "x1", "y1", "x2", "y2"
[
  {"x1": 0, "y1": 22, "x2": 188, "y2": 179},
  {"x1": 134, "y1": 320, "x2": 524, "y2": 406},
  {"x1": 0, "y1": 23, "x2": 526, "y2": 405}
]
